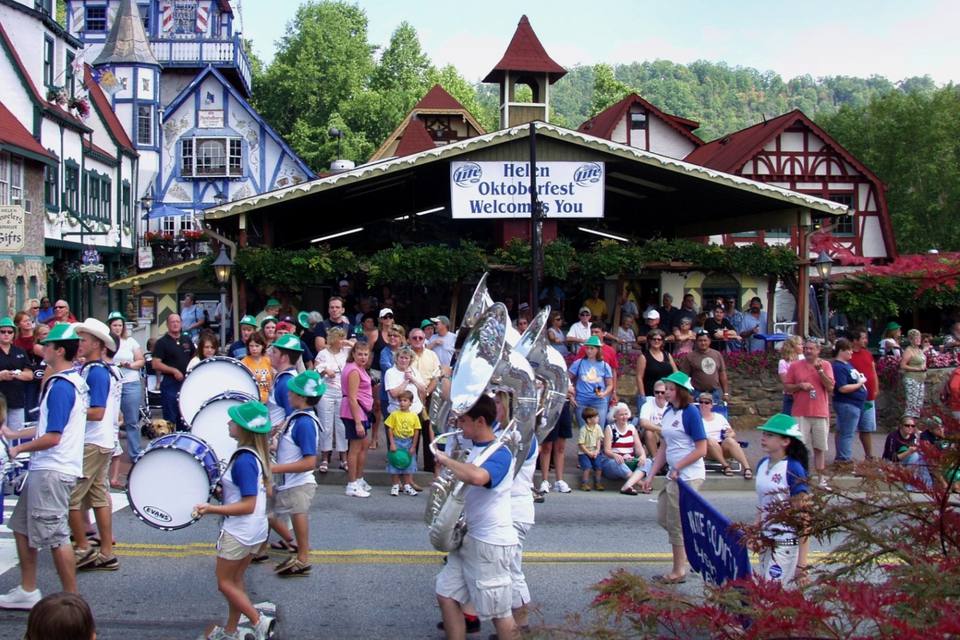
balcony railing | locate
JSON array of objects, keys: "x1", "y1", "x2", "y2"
[
  {"x1": 151, "y1": 34, "x2": 252, "y2": 94},
  {"x1": 141, "y1": 233, "x2": 212, "y2": 270}
]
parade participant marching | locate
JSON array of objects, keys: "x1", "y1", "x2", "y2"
[
  {"x1": 434, "y1": 394, "x2": 518, "y2": 640},
  {"x1": 268, "y1": 335, "x2": 303, "y2": 419},
  {"x1": 753, "y1": 413, "x2": 810, "y2": 585},
  {"x1": 272, "y1": 370, "x2": 324, "y2": 577},
  {"x1": 68, "y1": 319, "x2": 122, "y2": 572},
  {"x1": 0, "y1": 324, "x2": 88, "y2": 608},
  {"x1": 194, "y1": 400, "x2": 274, "y2": 640}
]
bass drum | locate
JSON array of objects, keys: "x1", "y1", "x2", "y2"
[
  {"x1": 127, "y1": 433, "x2": 220, "y2": 530},
  {"x1": 179, "y1": 356, "x2": 259, "y2": 426},
  {"x1": 191, "y1": 392, "x2": 256, "y2": 464}
]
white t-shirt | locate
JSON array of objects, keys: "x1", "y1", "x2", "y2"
[
  {"x1": 428, "y1": 331, "x2": 457, "y2": 368},
  {"x1": 639, "y1": 397, "x2": 668, "y2": 426},
  {"x1": 315, "y1": 347, "x2": 349, "y2": 393},
  {"x1": 114, "y1": 336, "x2": 142, "y2": 384},
  {"x1": 701, "y1": 412, "x2": 731, "y2": 442},
  {"x1": 660, "y1": 404, "x2": 707, "y2": 482},
  {"x1": 384, "y1": 366, "x2": 425, "y2": 415},
  {"x1": 567, "y1": 321, "x2": 591, "y2": 343}
]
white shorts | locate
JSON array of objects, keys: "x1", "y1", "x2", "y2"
[
  {"x1": 759, "y1": 541, "x2": 800, "y2": 585},
  {"x1": 436, "y1": 535, "x2": 517, "y2": 621},
  {"x1": 510, "y1": 521, "x2": 533, "y2": 609}
]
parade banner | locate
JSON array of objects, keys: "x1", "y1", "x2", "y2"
[
  {"x1": 450, "y1": 161, "x2": 604, "y2": 219},
  {"x1": 678, "y1": 478, "x2": 752, "y2": 585}
]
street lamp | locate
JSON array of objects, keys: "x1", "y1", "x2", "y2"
[
  {"x1": 329, "y1": 127, "x2": 343, "y2": 159},
  {"x1": 212, "y1": 245, "x2": 234, "y2": 349},
  {"x1": 140, "y1": 189, "x2": 153, "y2": 215},
  {"x1": 814, "y1": 251, "x2": 833, "y2": 339}
]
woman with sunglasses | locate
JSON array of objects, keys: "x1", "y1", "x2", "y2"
[
  {"x1": 13, "y1": 311, "x2": 43, "y2": 418},
  {"x1": 637, "y1": 329, "x2": 676, "y2": 403},
  {"x1": 697, "y1": 392, "x2": 752, "y2": 479},
  {"x1": 0, "y1": 315, "x2": 34, "y2": 433}
]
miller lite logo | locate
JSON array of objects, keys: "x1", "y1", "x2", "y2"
[
  {"x1": 573, "y1": 163, "x2": 603, "y2": 186},
  {"x1": 452, "y1": 162, "x2": 483, "y2": 187}
]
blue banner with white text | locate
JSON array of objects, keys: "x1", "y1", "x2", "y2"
[{"x1": 678, "y1": 478, "x2": 752, "y2": 585}]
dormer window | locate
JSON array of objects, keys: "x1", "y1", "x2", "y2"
[
  {"x1": 85, "y1": 6, "x2": 107, "y2": 32},
  {"x1": 630, "y1": 111, "x2": 647, "y2": 130},
  {"x1": 181, "y1": 137, "x2": 243, "y2": 178},
  {"x1": 35, "y1": 0, "x2": 52, "y2": 15}
]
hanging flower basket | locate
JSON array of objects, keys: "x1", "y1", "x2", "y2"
[
  {"x1": 67, "y1": 96, "x2": 90, "y2": 119},
  {"x1": 46, "y1": 86, "x2": 68, "y2": 106}
]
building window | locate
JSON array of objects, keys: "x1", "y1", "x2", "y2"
[
  {"x1": 35, "y1": 0, "x2": 53, "y2": 14},
  {"x1": 66, "y1": 52, "x2": 76, "y2": 98},
  {"x1": 85, "y1": 5, "x2": 107, "y2": 32},
  {"x1": 0, "y1": 153, "x2": 8, "y2": 204},
  {"x1": 139, "y1": 3, "x2": 151, "y2": 34},
  {"x1": 137, "y1": 105, "x2": 153, "y2": 146},
  {"x1": 162, "y1": 216, "x2": 177, "y2": 234},
  {"x1": 64, "y1": 163, "x2": 79, "y2": 213},
  {"x1": 181, "y1": 137, "x2": 243, "y2": 178},
  {"x1": 87, "y1": 173, "x2": 101, "y2": 219},
  {"x1": 9, "y1": 156, "x2": 23, "y2": 206},
  {"x1": 101, "y1": 179, "x2": 111, "y2": 222},
  {"x1": 122, "y1": 182, "x2": 131, "y2": 227},
  {"x1": 173, "y1": 1, "x2": 197, "y2": 34},
  {"x1": 44, "y1": 163, "x2": 59, "y2": 210},
  {"x1": 828, "y1": 194, "x2": 856, "y2": 235},
  {"x1": 43, "y1": 36, "x2": 54, "y2": 87},
  {"x1": 630, "y1": 111, "x2": 648, "y2": 130}
]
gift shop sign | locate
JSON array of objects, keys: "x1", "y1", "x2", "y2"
[
  {"x1": 450, "y1": 161, "x2": 604, "y2": 219},
  {"x1": 0, "y1": 205, "x2": 25, "y2": 253}
]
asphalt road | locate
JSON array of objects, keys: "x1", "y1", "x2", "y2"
[{"x1": 0, "y1": 485, "x2": 831, "y2": 640}]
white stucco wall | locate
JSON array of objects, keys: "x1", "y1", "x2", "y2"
[{"x1": 648, "y1": 117, "x2": 696, "y2": 159}]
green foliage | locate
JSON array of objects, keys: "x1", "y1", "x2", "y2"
[
  {"x1": 494, "y1": 238, "x2": 577, "y2": 280},
  {"x1": 230, "y1": 247, "x2": 358, "y2": 292},
  {"x1": 426, "y1": 65, "x2": 498, "y2": 132},
  {"x1": 364, "y1": 241, "x2": 487, "y2": 287},
  {"x1": 817, "y1": 86, "x2": 960, "y2": 253},
  {"x1": 590, "y1": 63, "x2": 631, "y2": 115}
]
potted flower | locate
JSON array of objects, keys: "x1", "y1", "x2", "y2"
[
  {"x1": 46, "y1": 86, "x2": 68, "y2": 107},
  {"x1": 181, "y1": 229, "x2": 207, "y2": 242},
  {"x1": 67, "y1": 96, "x2": 90, "y2": 119}
]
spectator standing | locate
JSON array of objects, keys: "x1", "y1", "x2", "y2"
[
  {"x1": 831, "y1": 337, "x2": 867, "y2": 465},
  {"x1": 315, "y1": 326, "x2": 350, "y2": 472},
  {"x1": 314, "y1": 297, "x2": 353, "y2": 352},
  {"x1": 778, "y1": 336, "x2": 804, "y2": 415},
  {"x1": 427, "y1": 315, "x2": 456, "y2": 368},
  {"x1": 227, "y1": 315, "x2": 257, "y2": 359},
  {"x1": 900, "y1": 329, "x2": 927, "y2": 418},
  {"x1": 672, "y1": 316, "x2": 696, "y2": 358},
  {"x1": 675, "y1": 293, "x2": 698, "y2": 328},
  {"x1": 703, "y1": 306, "x2": 737, "y2": 352},
  {"x1": 679, "y1": 330, "x2": 730, "y2": 405},
  {"x1": 240, "y1": 332, "x2": 272, "y2": 404},
  {"x1": 342, "y1": 343, "x2": 375, "y2": 498},
  {"x1": 879, "y1": 322, "x2": 902, "y2": 357},
  {"x1": 187, "y1": 333, "x2": 219, "y2": 373},
  {"x1": 36, "y1": 297, "x2": 54, "y2": 324},
  {"x1": 569, "y1": 336, "x2": 614, "y2": 428},
  {"x1": 107, "y1": 312, "x2": 145, "y2": 465},
  {"x1": 151, "y1": 314, "x2": 195, "y2": 430},
  {"x1": 566, "y1": 307, "x2": 592, "y2": 350},
  {"x1": 738, "y1": 297, "x2": 768, "y2": 353},
  {"x1": 546, "y1": 311, "x2": 567, "y2": 354},
  {"x1": 636, "y1": 309, "x2": 662, "y2": 345},
  {"x1": 409, "y1": 327, "x2": 441, "y2": 473},
  {"x1": 583, "y1": 286, "x2": 608, "y2": 324},
  {"x1": 46, "y1": 300, "x2": 77, "y2": 327},
  {"x1": 577, "y1": 406, "x2": 604, "y2": 491},
  {"x1": 615, "y1": 314, "x2": 638, "y2": 352},
  {"x1": 179, "y1": 294, "x2": 205, "y2": 342},
  {"x1": 944, "y1": 366, "x2": 960, "y2": 420},
  {"x1": 14, "y1": 311, "x2": 43, "y2": 418},
  {"x1": 849, "y1": 328, "x2": 879, "y2": 459},
  {"x1": 657, "y1": 293, "x2": 679, "y2": 335},
  {"x1": 0, "y1": 316, "x2": 34, "y2": 432},
  {"x1": 783, "y1": 338, "x2": 835, "y2": 481},
  {"x1": 637, "y1": 329, "x2": 676, "y2": 401},
  {"x1": 255, "y1": 297, "x2": 281, "y2": 326}
]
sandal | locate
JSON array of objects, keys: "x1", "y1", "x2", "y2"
[
  {"x1": 270, "y1": 539, "x2": 298, "y2": 552},
  {"x1": 277, "y1": 559, "x2": 312, "y2": 577},
  {"x1": 620, "y1": 486, "x2": 639, "y2": 495},
  {"x1": 251, "y1": 553, "x2": 270, "y2": 564},
  {"x1": 721, "y1": 466, "x2": 735, "y2": 477},
  {"x1": 743, "y1": 468, "x2": 754, "y2": 480},
  {"x1": 318, "y1": 461, "x2": 329, "y2": 473},
  {"x1": 652, "y1": 573, "x2": 687, "y2": 584}
]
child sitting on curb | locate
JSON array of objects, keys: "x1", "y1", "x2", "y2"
[{"x1": 577, "y1": 407, "x2": 604, "y2": 490}]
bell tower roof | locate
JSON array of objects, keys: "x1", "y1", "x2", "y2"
[
  {"x1": 482, "y1": 15, "x2": 566, "y2": 84},
  {"x1": 93, "y1": 0, "x2": 159, "y2": 67}
]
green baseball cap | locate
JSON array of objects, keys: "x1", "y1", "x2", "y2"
[
  {"x1": 287, "y1": 370, "x2": 326, "y2": 398},
  {"x1": 661, "y1": 371, "x2": 694, "y2": 392},
  {"x1": 106, "y1": 311, "x2": 126, "y2": 322},
  {"x1": 420, "y1": 319, "x2": 435, "y2": 329},
  {"x1": 272, "y1": 334, "x2": 303, "y2": 352},
  {"x1": 387, "y1": 448, "x2": 412, "y2": 470},
  {"x1": 0, "y1": 316, "x2": 14, "y2": 329},
  {"x1": 584, "y1": 335, "x2": 603, "y2": 348},
  {"x1": 297, "y1": 311, "x2": 311, "y2": 329},
  {"x1": 227, "y1": 400, "x2": 272, "y2": 434},
  {"x1": 239, "y1": 315, "x2": 258, "y2": 327},
  {"x1": 42, "y1": 323, "x2": 80, "y2": 343},
  {"x1": 884, "y1": 321, "x2": 901, "y2": 332},
  {"x1": 266, "y1": 298, "x2": 280, "y2": 308},
  {"x1": 260, "y1": 315, "x2": 277, "y2": 327},
  {"x1": 757, "y1": 413, "x2": 803, "y2": 439}
]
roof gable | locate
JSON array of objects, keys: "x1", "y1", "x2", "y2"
[
  {"x1": 0, "y1": 100, "x2": 57, "y2": 164},
  {"x1": 393, "y1": 118, "x2": 436, "y2": 157},
  {"x1": 578, "y1": 93, "x2": 704, "y2": 147},
  {"x1": 483, "y1": 15, "x2": 566, "y2": 84},
  {"x1": 84, "y1": 64, "x2": 137, "y2": 157},
  {"x1": 163, "y1": 65, "x2": 313, "y2": 178},
  {"x1": 414, "y1": 84, "x2": 465, "y2": 111},
  {"x1": 93, "y1": 0, "x2": 159, "y2": 67}
]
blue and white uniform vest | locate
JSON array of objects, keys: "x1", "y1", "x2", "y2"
[
  {"x1": 31, "y1": 370, "x2": 89, "y2": 477},
  {"x1": 276, "y1": 410, "x2": 320, "y2": 491},
  {"x1": 463, "y1": 442, "x2": 517, "y2": 546},
  {"x1": 221, "y1": 448, "x2": 268, "y2": 546},
  {"x1": 755, "y1": 456, "x2": 805, "y2": 542},
  {"x1": 80, "y1": 360, "x2": 122, "y2": 449}
]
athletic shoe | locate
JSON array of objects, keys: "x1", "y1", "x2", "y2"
[
  {"x1": 390, "y1": 484, "x2": 400, "y2": 496},
  {"x1": 403, "y1": 484, "x2": 418, "y2": 496},
  {"x1": 74, "y1": 546, "x2": 97, "y2": 566},
  {"x1": 78, "y1": 552, "x2": 119, "y2": 571},
  {"x1": 252, "y1": 613, "x2": 276, "y2": 639},
  {"x1": 345, "y1": 483, "x2": 370, "y2": 498},
  {"x1": 206, "y1": 626, "x2": 238, "y2": 640},
  {"x1": 554, "y1": 480, "x2": 572, "y2": 493},
  {"x1": 0, "y1": 585, "x2": 41, "y2": 610},
  {"x1": 239, "y1": 603, "x2": 277, "y2": 627},
  {"x1": 358, "y1": 478, "x2": 372, "y2": 492},
  {"x1": 538, "y1": 480, "x2": 551, "y2": 494}
]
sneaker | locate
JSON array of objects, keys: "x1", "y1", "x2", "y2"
[
  {"x1": 554, "y1": 480, "x2": 572, "y2": 494},
  {"x1": 345, "y1": 483, "x2": 370, "y2": 498},
  {"x1": 580, "y1": 481, "x2": 592, "y2": 491},
  {"x1": 78, "y1": 552, "x2": 119, "y2": 571},
  {"x1": 252, "y1": 613, "x2": 276, "y2": 639},
  {"x1": 390, "y1": 484, "x2": 400, "y2": 496},
  {"x1": 403, "y1": 484, "x2": 418, "y2": 496},
  {"x1": 206, "y1": 626, "x2": 238, "y2": 640},
  {"x1": 358, "y1": 478, "x2": 372, "y2": 492},
  {"x1": 74, "y1": 546, "x2": 97, "y2": 566},
  {"x1": 594, "y1": 482, "x2": 606, "y2": 491},
  {"x1": 0, "y1": 585, "x2": 42, "y2": 610},
  {"x1": 538, "y1": 480, "x2": 551, "y2": 494},
  {"x1": 239, "y1": 603, "x2": 277, "y2": 627}
]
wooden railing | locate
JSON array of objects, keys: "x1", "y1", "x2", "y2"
[{"x1": 150, "y1": 35, "x2": 251, "y2": 93}]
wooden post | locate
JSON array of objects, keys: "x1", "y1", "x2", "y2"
[
  {"x1": 766, "y1": 274, "x2": 777, "y2": 333},
  {"x1": 796, "y1": 210, "x2": 809, "y2": 337},
  {"x1": 449, "y1": 280, "x2": 462, "y2": 330}
]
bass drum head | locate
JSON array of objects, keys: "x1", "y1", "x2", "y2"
[
  {"x1": 179, "y1": 356, "x2": 258, "y2": 426},
  {"x1": 127, "y1": 436, "x2": 216, "y2": 530},
  {"x1": 191, "y1": 392, "x2": 255, "y2": 463}
]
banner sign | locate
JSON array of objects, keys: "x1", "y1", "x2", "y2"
[
  {"x1": 0, "y1": 205, "x2": 25, "y2": 253},
  {"x1": 450, "y1": 161, "x2": 604, "y2": 219},
  {"x1": 678, "y1": 478, "x2": 752, "y2": 585}
]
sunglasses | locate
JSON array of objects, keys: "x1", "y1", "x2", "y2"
[
  {"x1": 699, "y1": 399, "x2": 713, "y2": 404},
  {"x1": 55, "y1": 305, "x2": 67, "y2": 309},
  {"x1": 381, "y1": 314, "x2": 394, "y2": 319},
  {"x1": 0, "y1": 329, "x2": 14, "y2": 334},
  {"x1": 580, "y1": 312, "x2": 591, "y2": 316},
  {"x1": 410, "y1": 336, "x2": 424, "y2": 341},
  {"x1": 650, "y1": 337, "x2": 663, "y2": 342},
  {"x1": 653, "y1": 390, "x2": 666, "y2": 395}
]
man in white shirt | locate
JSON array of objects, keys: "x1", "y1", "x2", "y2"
[
  {"x1": 410, "y1": 327, "x2": 442, "y2": 473},
  {"x1": 566, "y1": 306, "x2": 593, "y2": 350},
  {"x1": 639, "y1": 379, "x2": 670, "y2": 458},
  {"x1": 427, "y1": 315, "x2": 456, "y2": 368}
]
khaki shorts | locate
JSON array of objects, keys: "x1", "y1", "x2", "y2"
[
  {"x1": 217, "y1": 530, "x2": 260, "y2": 561},
  {"x1": 9, "y1": 469, "x2": 76, "y2": 550},
  {"x1": 436, "y1": 535, "x2": 517, "y2": 621},
  {"x1": 657, "y1": 477, "x2": 703, "y2": 546},
  {"x1": 274, "y1": 483, "x2": 316, "y2": 515},
  {"x1": 798, "y1": 417, "x2": 829, "y2": 452},
  {"x1": 69, "y1": 444, "x2": 113, "y2": 510}
]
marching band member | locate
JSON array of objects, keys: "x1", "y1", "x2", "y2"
[
  {"x1": 195, "y1": 400, "x2": 274, "y2": 640},
  {"x1": 268, "y1": 334, "x2": 303, "y2": 419},
  {"x1": 434, "y1": 394, "x2": 518, "y2": 640},
  {"x1": 0, "y1": 324, "x2": 88, "y2": 609}
]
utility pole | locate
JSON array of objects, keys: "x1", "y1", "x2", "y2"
[{"x1": 529, "y1": 122, "x2": 544, "y2": 312}]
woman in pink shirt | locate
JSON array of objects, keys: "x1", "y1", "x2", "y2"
[{"x1": 341, "y1": 343, "x2": 374, "y2": 498}]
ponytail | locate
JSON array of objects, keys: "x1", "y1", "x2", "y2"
[{"x1": 786, "y1": 437, "x2": 809, "y2": 473}]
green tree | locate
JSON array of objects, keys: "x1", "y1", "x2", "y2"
[
  {"x1": 426, "y1": 65, "x2": 498, "y2": 132},
  {"x1": 818, "y1": 86, "x2": 960, "y2": 253},
  {"x1": 589, "y1": 63, "x2": 632, "y2": 116},
  {"x1": 370, "y1": 22, "x2": 433, "y2": 143}
]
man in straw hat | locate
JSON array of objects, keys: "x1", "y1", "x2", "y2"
[
  {"x1": 68, "y1": 318, "x2": 122, "y2": 572},
  {"x1": 0, "y1": 324, "x2": 88, "y2": 609}
]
